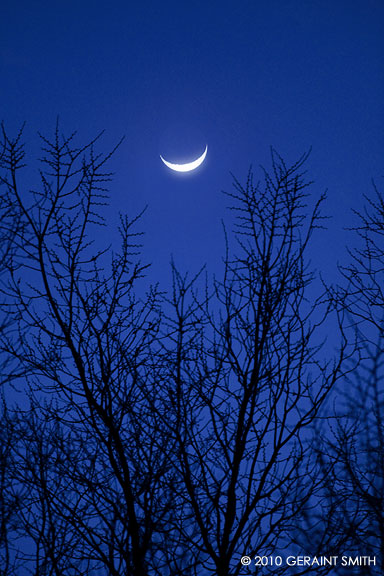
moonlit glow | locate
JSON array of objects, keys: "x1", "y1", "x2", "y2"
[{"x1": 160, "y1": 145, "x2": 208, "y2": 172}]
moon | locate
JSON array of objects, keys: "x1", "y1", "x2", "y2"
[{"x1": 160, "y1": 145, "x2": 208, "y2": 172}]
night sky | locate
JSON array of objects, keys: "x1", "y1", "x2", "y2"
[{"x1": 1, "y1": 0, "x2": 383, "y2": 286}]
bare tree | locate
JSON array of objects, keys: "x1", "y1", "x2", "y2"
[
  {"x1": 0, "y1": 128, "x2": 349, "y2": 576},
  {"x1": 0, "y1": 402, "x2": 21, "y2": 576},
  {"x1": 300, "y1": 186, "x2": 384, "y2": 575},
  {"x1": 0, "y1": 124, "x2": 24, "y2": 274},
  {"x1": 0, "y1": 123, "x2": 176, "y2": 576},
  {"x1": 155, "y1": 151, "x2": 348, "y2": 575},
  {"x1": 0, "y1": 125, "x2": 25, "y2": 384}
]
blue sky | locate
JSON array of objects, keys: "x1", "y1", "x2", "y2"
[{"x1": 1, "y1": 0, "x2": 383, "y2": 285}]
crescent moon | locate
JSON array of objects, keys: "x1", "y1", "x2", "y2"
[{"x1": 160, "y1": 145, "x2": 208, "y2": 172}]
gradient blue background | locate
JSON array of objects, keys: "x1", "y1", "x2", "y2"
[{"x1": 1, "y1": 0, "x2": 383, "y2": 285}]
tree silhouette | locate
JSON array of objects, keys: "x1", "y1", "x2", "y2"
[
  {"x1": 0, "y1": 124, "x2": 176, "y2": 575},
  {"x1": 151, "y1": 151, "x2": 348, "y2": 575},
  {"x1": 299, "y1": 187, "x2": 384, "y2": 575},
  {"x1": 0, "y1": 125, "x2": 349, "y2": 575}
]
